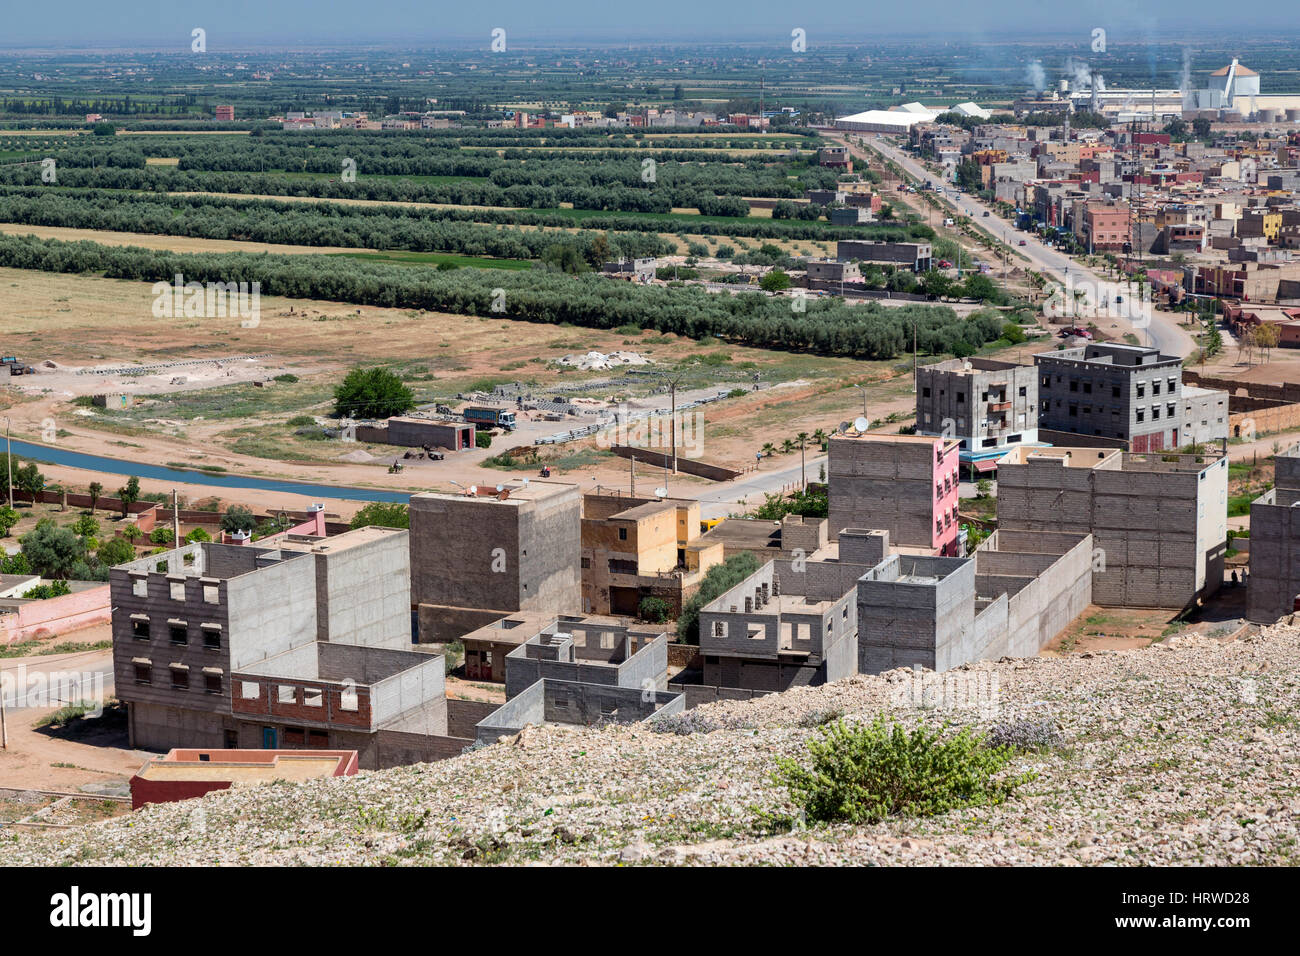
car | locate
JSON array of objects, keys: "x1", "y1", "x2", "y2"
[
  {"x1": 1018, "y1": 240, "x2": 1027, "y2": 246},
  {"x1": 937, "y1": 259, "x2": 953, "y2": 268},
  {"x1": 982, "y1": 211, "x2": 990, "y2": 217}
]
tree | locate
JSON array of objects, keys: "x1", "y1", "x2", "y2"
[
  {"x1": 185, "y1": 527, "x2": 213, "y2": 543},
  {"x1": 760, "y1": 268, "x2": 791, "y2": 292},
  {"x1": 962, "y1": 273, "x2": 998, "y2": 302},
  {"x1": 13, "y1": 462, "x2": 44, "y2": 498},
  {"x1": 96, "y1": 536, "x2": 136, "y2": 567},
  {"x1": 349, "y1": 501, "x2": 410, "y2": 530},
  {"x1": 333, "y1": 367, "x2": 415, "y2": 419},
  {"x1": 0, "y1": 504, "x2": 18, "y2": 538},
  {"x1": 117, "y1": 476, "x2": 140, "y2": 517},
  {"x1": 71, "y1": 514, "x2": 100, "y2": 539},
  {"x1": 88, "y1": 481, "x2": 103, "y2": 513},
  {"x1": 20, "y1": 521, "x2": 87, "y2": 578},
  {"x1": 220, "y1": 505, "x2": 256, "y2": 534},
  {"x1": 1192, "y1": 117, "x2": 1212, "y2": 139}
]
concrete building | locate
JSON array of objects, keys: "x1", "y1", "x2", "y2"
[
  {"x1": 408, "y1": 480, "x2": 581, "y2": 644},
  {"x1": 1035, "y1": 343, "x2": 1186, "y2": 451},
  {"x1": 112, "y1": 527, "x2": 413, "y2": 751},
  {"x1": 1037, "y1": 343, "x2": 1228, "y2": 450},
  {"x1": 1247, "y1": 442, "x2": 1300, "y2": 622},
  {"x1": 836, "y1": 240, "x2": 932, "y2": 272},
  {"x1": 475, "y1": 680, "x2": 683, "y2": 744},
  {"x1": 856, "y1": 529, "x2": 1092, "y2": 674},
  {"x1": 997, "y1": 446, "x2": 1228, "y2": 609},
  {"x1": 696, "y1": 554, "x2": 860, "y2": 695},
  {"x1": 828, "y1": 433, "x2": 961, "y2": 555},
  {"x1": 474, "y1": 619, "x2": 679, "y2": 743},
  {"x1": 502, "y1": 618, "x2": 669, "y2": 699},
  {"x1": 915, "y1": 358, "x2": 1040, "y2": 472},
  {"x1": 360, "y1": 417, "x2": 474, "y2": 451},
  {"x1": 230, "y1": 641, "x2": 463, "y2": 768},
  {"x1": 580, "y1": 492, "x2": 723, "y2": 617},
  {"x1": 601, "y1": 258, "x2": 656, "y2": 283}
]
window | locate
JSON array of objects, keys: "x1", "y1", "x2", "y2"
[
  {"x1": 202, "y1": 627, "x2": 221, "y2": 650},
  {"x1": 131, "y1": 576, "x2": 148, "y2": 598},
  {"x1": 169, "y1": 624, "x2": 187, "y2": 645},
  {"x1": 132, "y1": 617, "x2": 150, "y2": 640},
  {"x1": 278, "y1": 685, "x2": 297, "y2": 704},
  {"x1": 922, "y1": 386, "x2": 931, "y2": 397},
  {"x1": 1137, "y1": 384, "x2": 1145, "y2": 398},
  {"x1": 1083, "y1": 382, "x2": 1092, "y2": 394},
  {"x1": 204, "y1": 673, "x2": 222, "y2": 695},
  {"x1": 169, "y1": 579, "x2": 185, "y2": 601},
  {"x1": 202, "y1": 582, "x2": 219, "y2": 605},
  {"x1": 304, "y1": 688, "x2": 323, "y2": 708},
  {"x1": 1069, "y1": 380, "x2": 1078, "y2": 393},
  {"x1": 1019, "y1": 386, "x2": 1027, "y2": 397},
  {"x1": 956, "y1": 392, "x2": 965, "y2": 404},
  {"x1": 1152, "y1": 381, "x2": 1161, "y2": 396},
  {"x1": 1152, "y1": 406, "x2": 1160, "y2": 420},
  {"x1": 240, "y1": 681, "x2": 260, "y2": 700},
  {"x1": 617, "y1": 527, "x2": 627, "y2": 541},
  {"x1": 1111, "y1": 386, "x2": 1120, "y2": 398},
  {"x1": 1136, "y1": 409, "x2": 1145, "y2": 423},
  {"x1": 170, "y1": 667, "x2": 189, "y2": 690},
  {"x1": 1040, "y1": 376, "x2": 1051, "y2": 389},
  {"x1": 580, "y1": 557, "x2": 591, "y2": 569},
  {"x1": 133, "y1": 663, "x2": 151, "y2": 684}
]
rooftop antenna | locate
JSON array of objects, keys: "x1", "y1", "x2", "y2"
[{"x1": 853, "y1": 415, "x2": 870, "y2": 434}]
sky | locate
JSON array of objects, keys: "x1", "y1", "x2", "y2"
[{"x1": 0, "y1": 0, "x2": 1285, "y2": 49}]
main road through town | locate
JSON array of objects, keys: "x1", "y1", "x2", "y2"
[{"x1": 829, "y1": 131, "x2": 1198, "y2": 360}]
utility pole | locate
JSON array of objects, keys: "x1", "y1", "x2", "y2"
[
  {"x1": 629, "y1": 454, "x2": 635, "y2": 496},
  {"x1": 669, "y1": 379, "x2": 679, "y2": 474},
  {"x1": 172, "y1": 488, "x2": 180, "y2": 546},
  {"x1": 4, "y1": 417, "x2": 11, "y2": 509}
]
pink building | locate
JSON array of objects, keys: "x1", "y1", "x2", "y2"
[{"x1": 828, "y1": 433, "x2": 961, "y2": 557}]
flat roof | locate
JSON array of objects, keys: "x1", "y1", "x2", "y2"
[
  {"x1": 411, "y1": 479, "x2": 575, "y2": 506},
  {"x1": 136, "y1": 751, "x2": 352, "y2": 784}
]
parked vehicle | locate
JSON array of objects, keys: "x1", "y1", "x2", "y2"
[
  {"x1": 463, "y1": 406, "x2": 517, "y2": 431},
  {"x1": 2, "y1": 356, "x2": 35, "y2": 375},
  {"x1": 1018, "y1": 239, "x2": 1028, "y2": 246}
]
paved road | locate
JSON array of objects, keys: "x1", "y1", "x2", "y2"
[
  {"x1": 833, "y1": 133, "x2": 1198, "y2": 360},
  {"x1": 696, "y1": 454, "x2": 827, "y2": 520},
  {"x1": 0, "y1": 649, "x2": 113, "y2": 713}
]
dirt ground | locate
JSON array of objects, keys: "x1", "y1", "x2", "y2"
[{"x1": 0, "y1": 262, "x2": 939, "y2": 509}]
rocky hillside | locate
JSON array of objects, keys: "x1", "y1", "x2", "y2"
[{"x1": 8, "y1": 625, "x2": 1300, "y2": 866}]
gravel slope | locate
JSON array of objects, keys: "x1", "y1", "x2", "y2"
[{"x1": 7, "y1": 625, "x2": 1300, "y2": 866}]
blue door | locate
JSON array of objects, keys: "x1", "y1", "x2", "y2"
[{"x1": 262, "y1": 726, "x2": 277, "y2": 749}]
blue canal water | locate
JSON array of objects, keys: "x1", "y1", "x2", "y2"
[{"x1": 6, "y1": 438, "x2": 411, "y2": 503}]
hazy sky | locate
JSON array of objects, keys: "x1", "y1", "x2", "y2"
[{"x1": 0, "y1": 1, "x2": 1283, "y2": 48}]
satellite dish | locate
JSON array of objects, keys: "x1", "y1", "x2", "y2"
[
  {"x1": 654, "y1": 487, "x2": 668, "y2": 498},
  {"x1": 495, "y1": 484, "x2": 504, "y2": 492},
  {"x1": 468, "y1": 485, "x2": 477, "y2": 495},
  {"x1": 837, "y1": 421, "x2": 850, "y2": 435},
  {"x1": 853, "y1": 416, "x2": 870, "y2": 433}
]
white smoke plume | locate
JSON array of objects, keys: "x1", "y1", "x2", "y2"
[{"x1": 1025, "y1": 59, "x2": 1046, "y2": 93}]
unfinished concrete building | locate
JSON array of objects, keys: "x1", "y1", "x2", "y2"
[
  {"x1": 696, "y1": 557, "x2": 859, "y2": 697},
  {"x1": 502, "y1": 618, "x2": 670, "y2": 699},
  {"x1": 1247, "y1": 441, "x2": 1300, "y2": 622},
  {"x1": 580, "y1": 492, "x2": 723, "y2": 617},
  {"x1": 997, "y1": 446, "x2": 1228, "y2": 609},
  {"x1": 828, "y1": 433, "x2": 961, "y2": 555},
  {"x1": 915, "y1": 358, "x2": 1039, "y2": 473},
  {"x1": 474, "y1": 617, "x2": 679, "y2": 743},
  {"x1": 697, "y1": 514, "x2": 828, "y2": 564},
  {"x1": 111, "y1": 527, "x2": 414, "y2": 751},
  {"x1": 1036, "y1": 343, "x2": 1226, "y2": 451},
  {"x1": 856, "y1": 530, "x2": 1093, "y2": 674},
  {"x1": 408, "y1": 480, "x2": 581, "y2": 644},
  {"x1": 475, "y1": 680, "x2": 683, "y2": 744},
  {"x1": 230, "y1": 642, "x2": 469, "y2": 768}
]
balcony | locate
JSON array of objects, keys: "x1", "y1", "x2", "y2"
[{"x1": 988, "y1": 401, "x2": 1012, "y2": 412}]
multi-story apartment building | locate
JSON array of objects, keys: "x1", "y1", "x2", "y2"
[
  {"x1": 827, "y1": 433, "x2": 961, "y2": 556},
  {"x1": 1035, "y1": 343, "x2": 1185, "y2": 451},
  {"x1": 915, "y1": 358, "x2": 1039, "y2": 472},
  {"x1": 112, "y1": 527, "x2": 413, "y2": 752},
  {"x1": 408, "y1": 480, "x2": 582, "y2": 643}
]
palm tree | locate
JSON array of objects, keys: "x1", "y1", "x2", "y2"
[
  {"x1": 812, "y1": 428, "x2": 828, "y2": 450},
  {"x1": 88, "y1": 481, "x2": 102, "y2": 514},
  {"x1": 796, "y1": 432, "x2": 810, "y2": 490},
  {"x1": 780, "y1": 438, "x2": 794, "y2": 454},
  {"x1": 761, "y1": 442, "x2": 776, "y2": 458}
]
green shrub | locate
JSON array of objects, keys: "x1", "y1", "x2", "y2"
[
  {"x1": 475, "y1": 431, "x2": 493, "y2": 449},
  {"x1": 274, "y1": 373, "x2": 300, "y2": 384},
  {"x1": 286, "y1": 414, "x2": 316, "y2": 427},
  {"x1": 774, "y1": 717, "x2": 1033, "y2": 825},
  {"x1": 638, "y1": 596, "x2": 672, "y2": 623}
]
